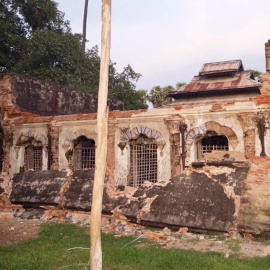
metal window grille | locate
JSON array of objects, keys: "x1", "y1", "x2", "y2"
[
  {"x1": 199, "y1": 144, "x2": 228, "y2": 156},
  {"x1": 130, "y1": 143, "x2": 157, "y2": 187},
  {"x1": 25, "y1": 146, "x2": 42, "y2": 171},
  {"x1": 74, "y1": 139, "x2": 95, "y2": 170},
  {"x1": 197, "y1": 133, "x2": 229, "y2": 160},
  {"x1": 81, "y1": 146, "x2": 95, "y2": 169}
]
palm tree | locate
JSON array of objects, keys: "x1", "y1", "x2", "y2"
[{"x1": 137, "y1": 89, "x2": 148, "y2": 105}]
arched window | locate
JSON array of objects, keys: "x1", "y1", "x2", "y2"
[
  {"x1": 129, "y1": 135, "x2": 157, "y2": 187},
  {"x1": 24, "y1": 144, "x2": 43, "y2": 171},
  {"x1": 74, "y1": 136, "x2": 95, "y2": 170},
  {"x1": 197, "y1": 131, "x2": 228, "y2": 160}
]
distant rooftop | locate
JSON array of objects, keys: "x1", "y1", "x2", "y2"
[
  {"x1": 167, "y1": 60, "x2": 261, "y2": 100},
  {"x1": 199, "y1": 60, "x2": 244, "y2": 76}
]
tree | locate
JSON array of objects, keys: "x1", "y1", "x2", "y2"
[
  {"x1": 1, "y1": 0, "x2": 146, "y2": 110},
  {"x1": 0, "y1": 0, "x2": 70, "y2": 71},
  {"x1": 108, "y1": 65, "x2": 147, "y2": 110},
  {"x1": 253, "y1": 70, "x2": 263, "y2": 83},
  {"x1": 147, "y1": 86, "x2": 163, "y2": 108},
  {"x1": 147, "y1": 82, "x2": 187, "y2": 108},
  {"x1": 15, "y1": 0, "x2": 69, "y2": 33},
  {"x1": 137, "y1": 89, "x2": 148, "y2": 105},
  {"x1": 176, "y1": 82, "x2": 186, "y2": 89},
  {"x1": 0, "y1": 0, "x2": 27, "y2": 70}
]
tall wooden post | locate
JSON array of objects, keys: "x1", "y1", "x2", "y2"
[
  {"x1": 82, "y1": 0, "x2": 89, "y2": 53},
  {"x1": 90, "y1": 1, "x2": 111, "y2": 269}
]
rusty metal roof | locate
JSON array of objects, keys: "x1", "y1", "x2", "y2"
[
  {"x1": 199, "y1": 60, "x2": 243, "y2": 76},
  {"x1": 167, "y1": 60, "x2": 261, "y2": 99}
]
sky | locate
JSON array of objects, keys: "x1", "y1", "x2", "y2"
[{"x1": 56, "y1": 0, "x2": 270, "y2": 91}]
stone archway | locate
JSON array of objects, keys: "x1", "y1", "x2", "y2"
[
  {"x1": 186, "y1": 121, "x2": 238, "y2": 149},
  {"x1": 185, "y1": 121, "x2": 238, "y2": 163},
  {"x1": 16, "y1": 130, "x2": 48, "y2": 146},
  {"x1": 120, "y1": 126, "x2": 164, "y2": 143},
  {"x1": 63, "y1": 128, "x2": 96, "y2": 151}
]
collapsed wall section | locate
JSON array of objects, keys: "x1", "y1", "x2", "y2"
[{"x1": 0, "y1": 164, "x2": 253, "y2": 233}]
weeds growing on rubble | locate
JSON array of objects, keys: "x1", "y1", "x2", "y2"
[{"x1": 0, "y1": 222, "x2": 270, "y2": 270}]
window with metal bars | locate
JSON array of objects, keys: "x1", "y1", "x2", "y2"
[
  {"x1": 24, "y1": 145, "x2": 43, "y2": 171},
  {"x1": 129, "y1": 135, "x2": 157, "y2": 187},
  {"x1": 197, "y1": 131, "x2": 228, "y2": 160},
  {"x1": 74, "y1": 138, "x2": 95, "y2": 170}
]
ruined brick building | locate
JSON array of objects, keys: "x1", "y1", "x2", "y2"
[{"x1": 1, "y1": 40, "x2": 270, "y2": 235}]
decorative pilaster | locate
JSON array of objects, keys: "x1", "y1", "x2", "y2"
[
  {"x1": 48, "y1": 124, "x2": 61, "y2": 170},
  {"x1": 237, "y1": 113, "x2": 256, "y2": 158},
  {"x1": 165, "y1": 116, "x2": 185, "y2": 177},
  {"x1": 2, "y1": 129, "x2": 13, "y2": 173},
  {"x1": 257, "y1": 114, "x2": 266, "y2": 157},
  {"x1": 106, "y1": 122, "x2": 117, "y2": 193}
]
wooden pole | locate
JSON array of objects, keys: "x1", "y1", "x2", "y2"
[
  {"x1": 90, "y1": 1, "x2": 111, "y2": 269},
  {"x1": 82, "y1": 0, "x2": 89, "y2": 53}
]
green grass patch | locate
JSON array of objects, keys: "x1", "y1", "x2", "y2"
[{"x1": 0, "y1": 223, "x2": 270, "y2": 270}]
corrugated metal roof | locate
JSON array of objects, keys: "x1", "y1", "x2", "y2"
[
  {"x1": 199, "y1": 60, "x2": 243, "y2": 76},
  {"x1": 182, "y1": 71, "x2": 260, "y2": 92},
  {"x1": 167, "y1": 60, "x2": 262, "y2": 100}
]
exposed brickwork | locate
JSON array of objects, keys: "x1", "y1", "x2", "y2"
[
  {"x1": 48, "y1": 125, "x2": 61, "y2": 170},
  {"x1": 256, "y1": 73, "x2": 270, "y2": 105},
  {"x1": 244, "y1": 129, "x2": 256, "y2": 158},
  {"x1": 239, "y1": 156, "x2": 270, "y2": 235},
  {"x1": 0, "y1": 173, "x2": 12, "y2": 209},
  {"x1": 106, "y1": 124, "x2": 117, "y2": 193},
  {"x1": 165, "y1": 118, "x2": 183, "y2": 177},
  {"x1": 237, "y1": 113, "x2": 256, "y2": 158},
  {"x1": 2, "y1": 129, "x2": 12, "y2": 174}
]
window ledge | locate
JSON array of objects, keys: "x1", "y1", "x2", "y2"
[{"x1": 192, "y1": 160, "x2": 248, "y2": 167}]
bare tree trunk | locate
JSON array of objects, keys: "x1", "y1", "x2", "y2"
[
  {"x1": 82, "y1": 0, "x2": 89, "y2": 53},
  {"x1": 90, "y1": 1, "x2": 111, "y2": 269}
]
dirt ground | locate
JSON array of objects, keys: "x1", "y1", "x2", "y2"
[
  {"x1": 1, "y1": 218, "x2": 270, "y2": 259},
  {"x1": 0, "y1": 218, "x2": 42, "y2": 246}
]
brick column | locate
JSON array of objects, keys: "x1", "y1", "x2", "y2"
[
  {"x1": 237, "y1": 113, "x2": 256, "y2": 158},
  {"x1": 48, "y1": 124, "x2": 61, "y2": 170},
  {"x1": 165, "y1": 117, "x2": 184, "y2": 177},
  {"x1": 106, "y1": 122, "x2": 117, "y2": 193},
  {"x1": 2, "y1": 130, "x2": 12, "y2": 174}
]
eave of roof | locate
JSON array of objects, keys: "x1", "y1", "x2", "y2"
[{"x1": 167, "y1": 87, "x2": 260, "y2": 99}]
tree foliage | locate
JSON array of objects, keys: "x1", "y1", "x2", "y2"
[
  {"x1": 253, "y1": 70, "x2": 263, "y2": 83},
  {"x1": 0, "y1": 0, "x2": 146, "y2": 110},
  {"x1": 147, "y1": 82, "x2": 186, "y2": 108}
]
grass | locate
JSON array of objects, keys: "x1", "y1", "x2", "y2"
[{"x1": 0, "y1": 223, "x2": 270, "y2": 270}]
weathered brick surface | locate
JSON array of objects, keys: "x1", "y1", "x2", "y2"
[
  {"x1": 0, "y1": 71, "x2": 124, "y2": 117},
  {"x1": 3, "y1": 165, "x2": 249, "y2": 232},
  {"x1": 121, "y1": 167, "x2": 248, "y2": 231},
  {"x1": 238, "y1": 156, "x2": 270, "y2": 235},
  {"x1": 49, "y1": 125, "x2": 61, "y2": 170},
  {"x1": 62, "y1": 170, "x2": 94, "y2": 210},
  {"x1": 0, "y1": 178, "x2": 4, "y2": 194},
  {"x1": 10, "y1": 170, "x2": 69, "y2": 207},
  {"x1": 62, "y1": 169, "x2": 128, "y2": 212},
  {"x1": 0, "y1": 174, "x2": 12, "y2": 208}
]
